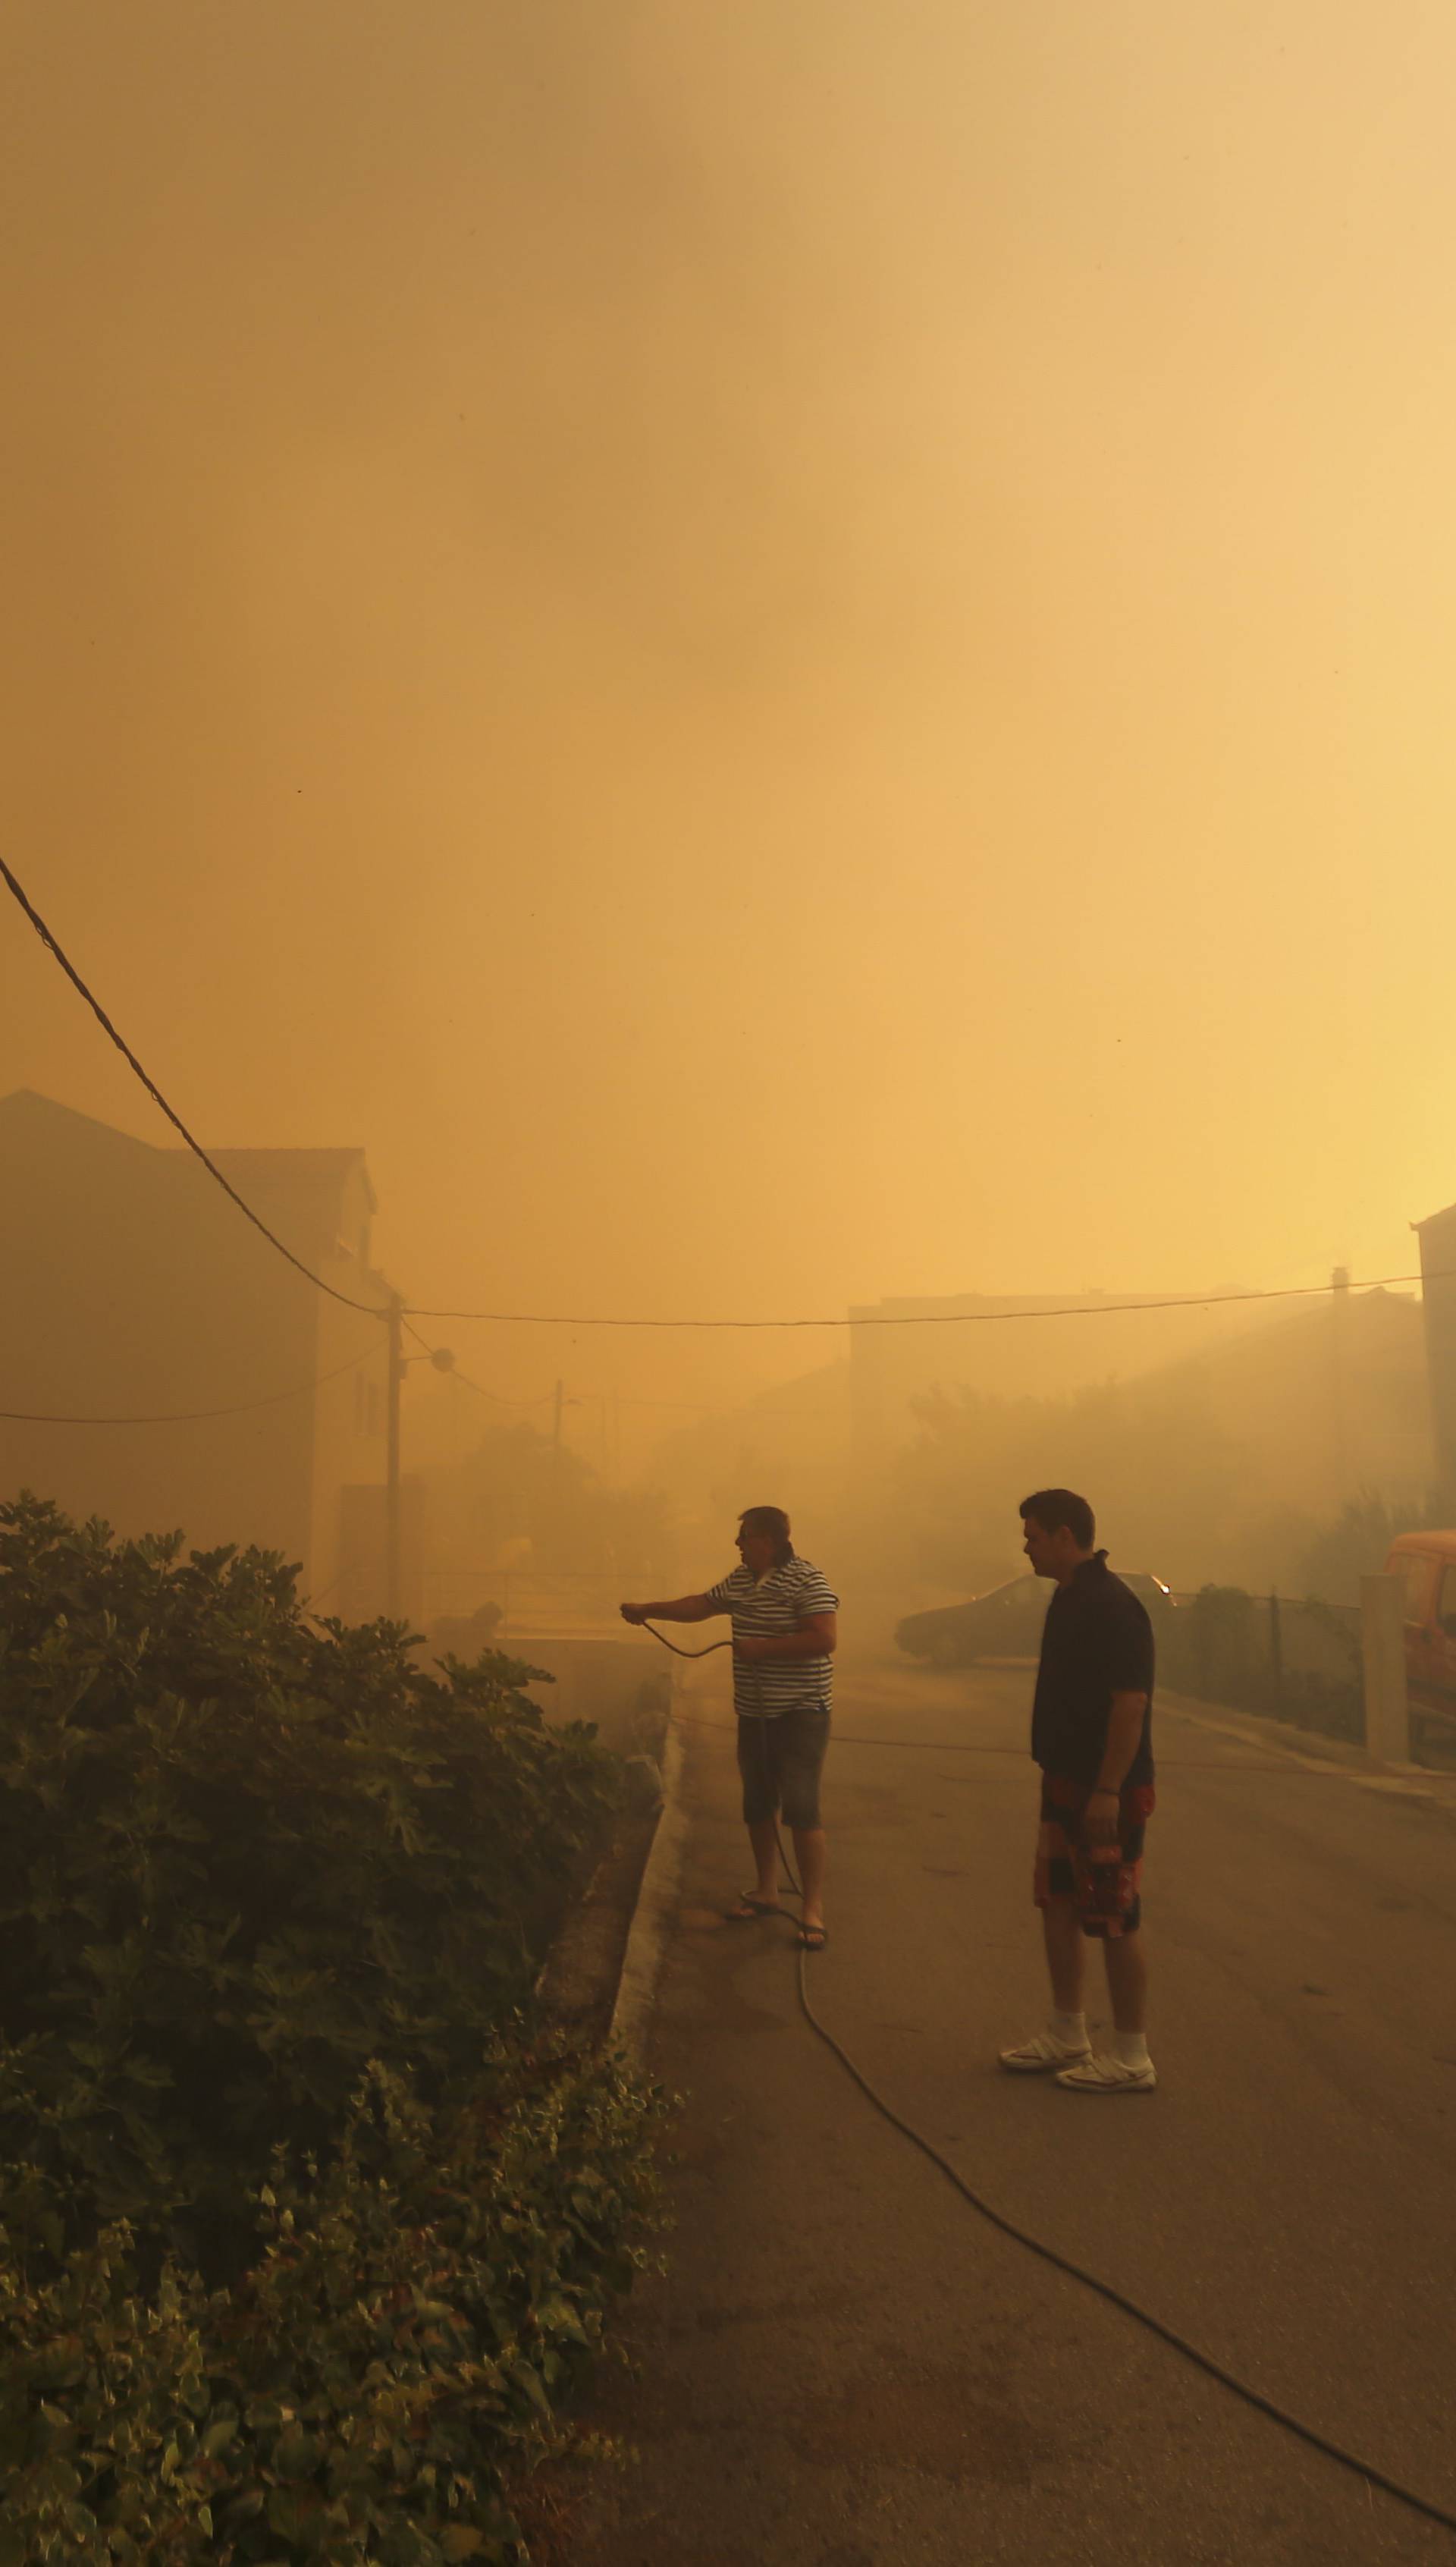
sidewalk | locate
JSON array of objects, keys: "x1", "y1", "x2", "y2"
[{"x1": 570, "y1": 1665, "x2": 1455, "y2": 2567}]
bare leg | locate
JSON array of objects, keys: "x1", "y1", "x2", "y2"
[
  {"x1": 746, "y1": 1818, "x2": 781, "y2": 1903},
  {"x1": 792, "y1": 1826, "x2": 826, "y2": 1933},
  {"x1": 1043, "y1": 1902, "x2": 1087, "y2": 2012},
  {"x1": 1103, "y1": 1930, "x2": 1147, "y2": 2035}
]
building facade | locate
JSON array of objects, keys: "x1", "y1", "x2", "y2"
[{"x1": 0, "y1": 1089, "x2": 400, "y2": 1611}]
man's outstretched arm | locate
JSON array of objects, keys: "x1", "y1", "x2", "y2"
[{"x1": 620, "y1": 1592, "x2": 722, "y2": 1625}]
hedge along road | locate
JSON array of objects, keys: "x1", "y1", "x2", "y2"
[{"x1": 576, "y1": 1643, "x2": 1456, "y2": 2567}]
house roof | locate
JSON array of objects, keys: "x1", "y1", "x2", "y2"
[
  {"x1": 0, "y1": 1086, "x2": 167, "y2": 1166},
  {"x1": 0, "y1": 1092, "x2": 376, "y2": 1212}
]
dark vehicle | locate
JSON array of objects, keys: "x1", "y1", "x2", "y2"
[{"x1": 895, "y1": 1570, "x2": 1173, "y2": 1670}]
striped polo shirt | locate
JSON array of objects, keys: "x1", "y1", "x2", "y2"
[{"x1": 704, "y1": 1553, "x2": 839, "y2": 1720}]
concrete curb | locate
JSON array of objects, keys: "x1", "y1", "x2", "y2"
[{"x1": 608, "y1": 1703, "x2": 690, "y2": 2061}]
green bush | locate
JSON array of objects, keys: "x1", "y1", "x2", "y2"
[
  {"x1": 0, "y1": 2052, "x2": 667, "y2": 2565},
  {"x1": 0, "y1": 1497, "x2": 671, "y2": 2561},
  {"x1": 0, "y1": 1496, "x2": 626, "y2": 2271}
]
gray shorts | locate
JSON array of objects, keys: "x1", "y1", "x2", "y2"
[{"x1": 737, "y1": 1701, "x2": 830, "y2": 1830}]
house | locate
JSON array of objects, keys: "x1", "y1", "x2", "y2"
[{"x1": 0, "y1": 1089, "x2": 403, "y2": 1613}]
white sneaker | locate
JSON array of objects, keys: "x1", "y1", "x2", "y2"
[
  {"x1": 1055, "y1": 2050, "x2": 1156, "y2": 2094},
  {"x1": 998, "y1": 2029, "x2": 1093, "y2": 2073}
]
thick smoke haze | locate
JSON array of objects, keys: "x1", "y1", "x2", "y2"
[{"x1": 4, "y1": 2, "x2": 1454, "y2": 1522}]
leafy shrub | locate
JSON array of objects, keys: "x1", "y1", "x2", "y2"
[
  {"x1": 0, "y1": 1496, "x2": 624, "y2": 2272},
  {"x1": 0, "y1": 1497, "x2": 670, "y2": 2561},
  {"x1": 0, "y1": 2052, "x2": 668, "y2": 2565},
  {"x1": 1295, "y1": 1484, "x2": 1456, "y2": 1610},
  {"x1": 1160, "y1": 1584, "x2": 1263, "y2": 1705}
]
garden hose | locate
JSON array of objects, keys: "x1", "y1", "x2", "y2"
[
  {"x1": 639, "y1": 1619, "x2": 802, "y2": 1896},
  {"x1": 639, "y1": 1621, "x2": 1456, "y2": 2540}
]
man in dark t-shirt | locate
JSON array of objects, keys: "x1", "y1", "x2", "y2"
[{"x1": 998, "y1": 1488, "x2": 1159, "y2": 2093}]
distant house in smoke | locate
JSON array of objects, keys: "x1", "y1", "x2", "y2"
[
  {"x1": 1141, "y1": 1280, "x2": 1432, "y2": 1524},
  {"x1": 862, "y1": 1278, "x2": 1432, "y2": 1596},
  {"x1": 0, "y1": 1089, "x2": 410, "y2": 1614},
  {"x1": 847, "y1": 1284, "x2": 1276, "y2": 1463},
  {"x1": 649, "y1": 1358, "x2": 853, "y2": 1542}
]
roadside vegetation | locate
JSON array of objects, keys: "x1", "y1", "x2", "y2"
[
  {"x1": 0, "y1": 1494, "x2": 668, "y2": 2565},
  {"x1": 1292, "y1": 1486, "x2": 1456, "y2": 1607},
  {"x1": 420, "y1": 1422, "x2": 675, "y2": 1588}
]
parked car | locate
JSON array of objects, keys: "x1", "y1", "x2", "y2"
[
  {"x1": 1383, "y1": 1530, "x2": 1456, "y2": 1747},
  {"x1": 895, "y1": 1569, "x2": 1173, "y2": 1670}
]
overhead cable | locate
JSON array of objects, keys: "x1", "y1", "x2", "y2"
[
  {"x1": 400, "y1": 1318, "x2": 553, "y2": 1406},
  {"x1": 404, "y1": 1269, "x2": 1430, "y2": 1329},
  {"x1": 1, "y1": 856, "x2": 385, "y2": 1318},
  {"x1": 453, "y1": 1374, "x2": 555, "y2": 1407},
  {"x1": 6, "y1": 852, "x2": 1442, "y2": 1337}
]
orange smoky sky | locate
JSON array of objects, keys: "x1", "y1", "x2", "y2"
[{"x1": 3, "y1": 1, "x2": 1454, "y2": 1450}]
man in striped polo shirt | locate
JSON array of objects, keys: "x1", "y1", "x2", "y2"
[{"x1": 620, "y1": 1507, "x2": 838, "y2": 1950}]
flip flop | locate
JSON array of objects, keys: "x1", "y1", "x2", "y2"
[
  {"x1": 795, "y1": 1924, "x2": 828, "y2": 1951},
  {"x1": 724, "y1": 1895, "x2": 782, "y2": 1922}
]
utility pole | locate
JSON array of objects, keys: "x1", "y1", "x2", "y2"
[
  {"x1": 548, "y1": 1377, "x2": 565, "y2": 1560},
  {"x1": 1361, "y1": 1573, "x2": 1410, "y2": 1761},
  {"x1": 382, "y1": 1300, "x2": 452, "y2": 1621},
  {"x1": 1330, "y1": 1264, "x2": 1351, "y2": 1496},
  {"x1": 386, "y1": 1293, "x2": 405, "y2": 1617}
]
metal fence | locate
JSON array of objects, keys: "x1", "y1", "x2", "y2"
[{"x1": 1160, "y1": 1589, "x2": 1364, "y2": 1745}]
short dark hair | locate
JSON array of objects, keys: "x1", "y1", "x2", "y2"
[
  {"x1": 1019, "y1": 1488, "x2": 1095, "y2": 1550},
  {"x1": 739, "y1": 1505, "x2": 792, "y2": 1563}
]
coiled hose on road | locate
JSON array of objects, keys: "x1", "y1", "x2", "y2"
[{"x1": 639, "y1": 1618, "x2": 1456, "y2": 2540}]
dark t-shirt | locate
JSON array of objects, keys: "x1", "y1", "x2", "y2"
[{"x1": 1030, "y1": 1552, "x2": 1155, "y2": 1789}]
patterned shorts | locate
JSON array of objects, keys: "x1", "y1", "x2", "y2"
[{"x1": 1033, "y1": 1772, "x2": 1156, "y2": 1940}]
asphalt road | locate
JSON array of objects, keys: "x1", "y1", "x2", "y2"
[{"x1": 575, "y1": 1648, "x2": 1456, "y2": 2567}]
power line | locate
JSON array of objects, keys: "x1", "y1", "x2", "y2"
[
  {"x1": 400, "y1": 1318, "x2": 554, "y2": 1407},
  {"x1": 1, "y1": 855, "x2": 386, "y2": 1318},
  {"x1": 454, "y1": 1375, "x2": 554, "y2": 1407},
  {"x1": 0, "y1": 1342, "x2": 381, "y2": 1427},
  {"x1": 404, "y1": 1271, "x2": 1432, "y2": 1330},
  {"x1": 6, "y1": 851, "x2": 1445, "y2": 1337}
]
